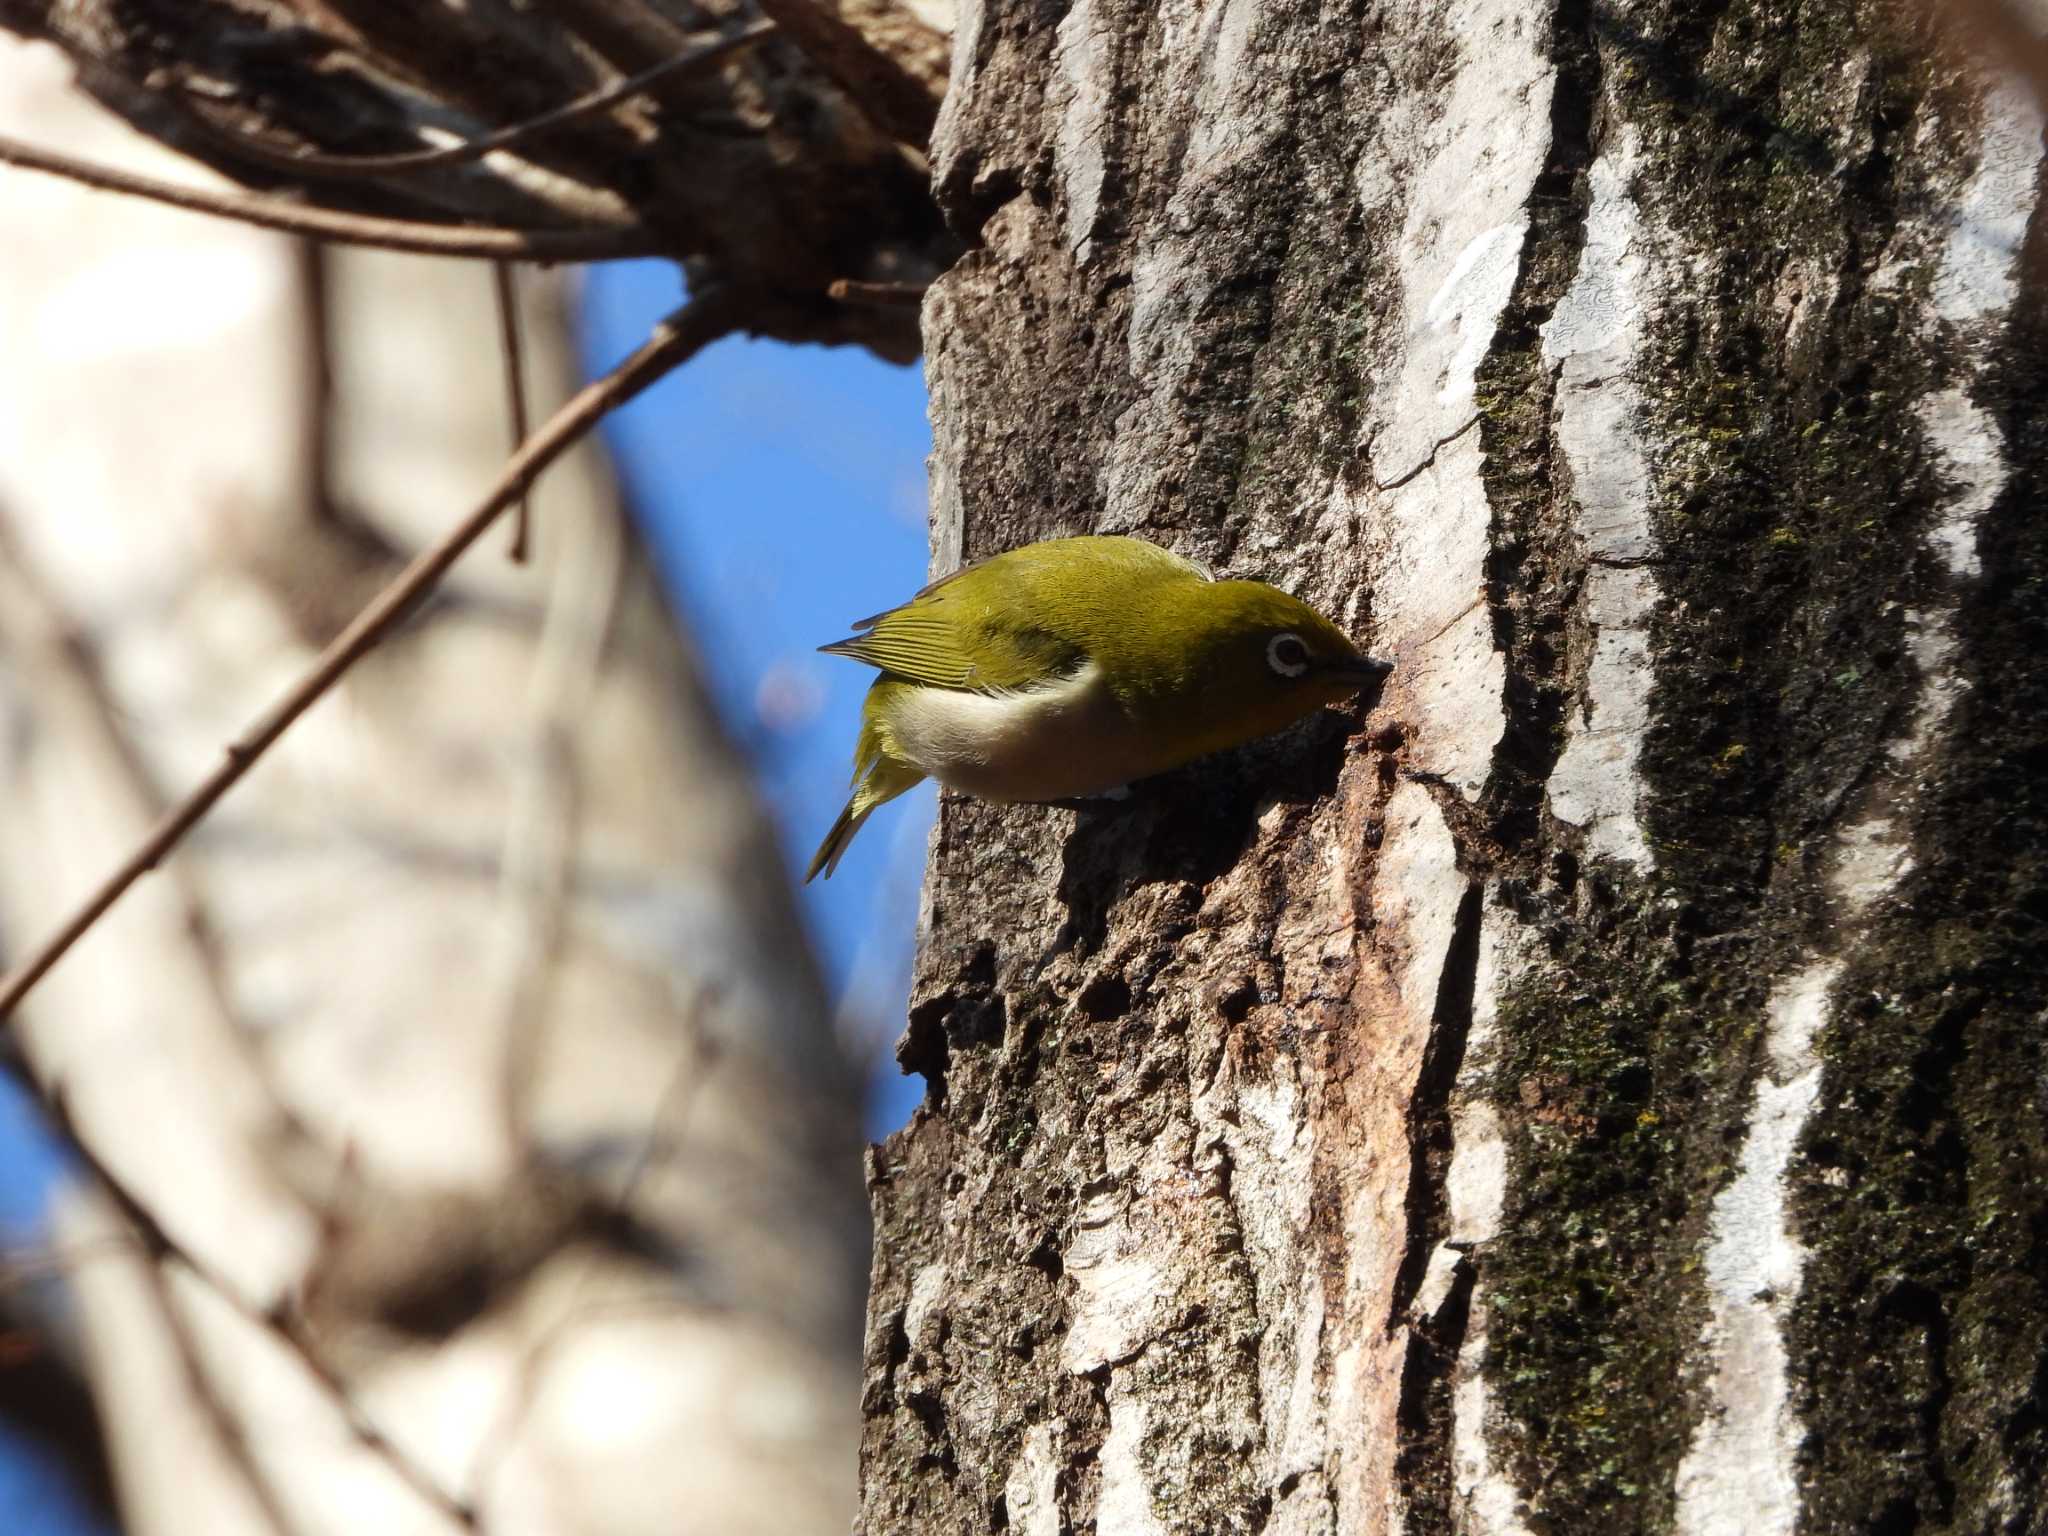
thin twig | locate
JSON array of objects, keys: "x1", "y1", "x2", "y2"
[
  {"x1": 495, "y1": 264, "x2": 535, "y2": 562},
  {"x1": 0, "y1": 134, "x2": 657, "y2": 260},
  {"x1": 140, "y1": 1258, "x2": 309, "y2": 1536},
  {"x1": 0, "y1": 288, "x2": 748, "y2": 1023},
  {"x1": 827, "y1": 277, "x2": 929, "y2": 307},
  {"x1": 174, "y1": 22, "x2": 776, "y2": 181}
]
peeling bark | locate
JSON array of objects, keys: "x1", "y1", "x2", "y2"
[{"x1": 862, "y1": 1, "x2": 2048, "y2": 1532}]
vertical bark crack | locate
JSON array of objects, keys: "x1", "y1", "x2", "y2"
[
  {"x1": 1474, "y1": 0, "x2": 1604, "y2": 856},
  {"x1": 1388, "y1": 882, "x2": 1484, "y2": 1526}
]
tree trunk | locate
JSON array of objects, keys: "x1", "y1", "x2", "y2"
[{"x1": 860, "y1": 2, "x2": 2047, "y2": 1532}]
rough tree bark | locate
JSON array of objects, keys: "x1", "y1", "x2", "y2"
[{"x1": 861, "y1": 2, "x2": 2046, "y2": 1533}]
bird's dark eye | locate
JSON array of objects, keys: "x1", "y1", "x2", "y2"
[{"x1": 1267, "y1": 632, "x2": 1311, "y2": 679}]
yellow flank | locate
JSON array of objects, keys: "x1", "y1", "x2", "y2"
[{"x1": 804, "y1": 535, "x2": 1389, "y2": 881}]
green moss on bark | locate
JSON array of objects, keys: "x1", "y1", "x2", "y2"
[
  {"x1": 1473, "y1": 0, "x2": 2044, "y2": 1531},
  {"x1": 1787, "y1": 320, "x2": 2048, "y2": 1530}
]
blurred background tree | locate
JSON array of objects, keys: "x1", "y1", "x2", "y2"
[{"x1": 0, "y1": 3, "x2": 953, "y2": 1529}]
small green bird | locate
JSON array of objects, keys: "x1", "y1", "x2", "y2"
[{"x1": 806, "y1": 535, "x2": 1391, "y2": 881}]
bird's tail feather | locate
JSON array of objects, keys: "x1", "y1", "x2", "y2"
[
  {"x1": 806, "y1": 798, "x2": 873, "y2": 883},
  {"x1": 805, "y1": 761, "x2": 925, "y2": 882}
]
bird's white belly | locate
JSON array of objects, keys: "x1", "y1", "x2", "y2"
[{"x1": 888, "y1": 663, "x2": 1158, "y2": 802}]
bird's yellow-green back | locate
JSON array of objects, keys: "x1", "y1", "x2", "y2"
[{"x1": 819, "y1": 535, "x2": 1214, "y2": 695}]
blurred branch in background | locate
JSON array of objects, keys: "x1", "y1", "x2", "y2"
[
  {"x1": 0, "y1": 0, "x2": 955, "y2": 1041},
  {"x1": 0, "y1": 285, "x2": 746, "y2": 1022}
]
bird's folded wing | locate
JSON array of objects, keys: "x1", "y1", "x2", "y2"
[{"x1": 820, "y1": 608, "x2": 1080, "y2": 693}]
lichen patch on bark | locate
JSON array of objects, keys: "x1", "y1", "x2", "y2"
[{"x1": 1538, "y1": 128, "x2": 1663, "y2": 871}]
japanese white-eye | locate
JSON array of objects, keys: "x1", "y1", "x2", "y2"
[{"x1": 806, "y1": 534, "x2": 1391, "y2": 881}]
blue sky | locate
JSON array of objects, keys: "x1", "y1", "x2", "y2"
[
  {"x1": 579, "y1": 260, "x2": 937, "y2": 1134},
  {"x1": 0, "y1": 263, "x2": 937, "y2": 1531},
  {"x1": 0, "y1": 1073, "x2": 110, "y2": 1536}
]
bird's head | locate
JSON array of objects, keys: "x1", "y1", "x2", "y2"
[{"x1": 1112, "y1": 578, "x2": 1392, "y2": 756}]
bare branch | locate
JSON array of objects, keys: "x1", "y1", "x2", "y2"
[
  {"x1": 171, "y1": 22, "x2": 776, "y2": 182},
  {"x1": 495, "y1": 263, "x2": 535, "y2": 563},
  {"x1": 829, "y1": 276, "x2": 930, "y2": 306},
  {"x1": 0, "y1": 133, "x2": 657, "y2": 259},
  {"x1": 0, "y1": 287, "x2": 751, "y2": 1024}
]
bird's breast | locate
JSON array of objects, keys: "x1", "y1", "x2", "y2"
[{"x1": 881, "y1": 662, "x2": 1163, "y2": 802}]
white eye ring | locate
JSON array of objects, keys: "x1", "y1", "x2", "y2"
[{"x1": 1267, "y1": 632, "x2": 1311, "y2": 678}]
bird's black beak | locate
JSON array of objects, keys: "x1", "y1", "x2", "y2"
[{"x1": 1323, "y1": 655, "x2": 1394, "y2": 689}]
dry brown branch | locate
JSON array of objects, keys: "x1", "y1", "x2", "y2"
[
  {"x1": 495, "y1": 263, "x2": 535, "y2": 563},
  {"x1": 0, "y1": 132, "x2": 657, "y2": 258},
  {"x1": 828, "y1": 277, "x2": 931, "y2": 306},
  {"x1": 3, "y1": 4, "x2": 952, "y2": 359},
  {"x1": 170, "y1": 21, "x2": 776, "y2": 182},
  {"x1": 0, "y1": 286, "x2": 750, "y2": 1024}
]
